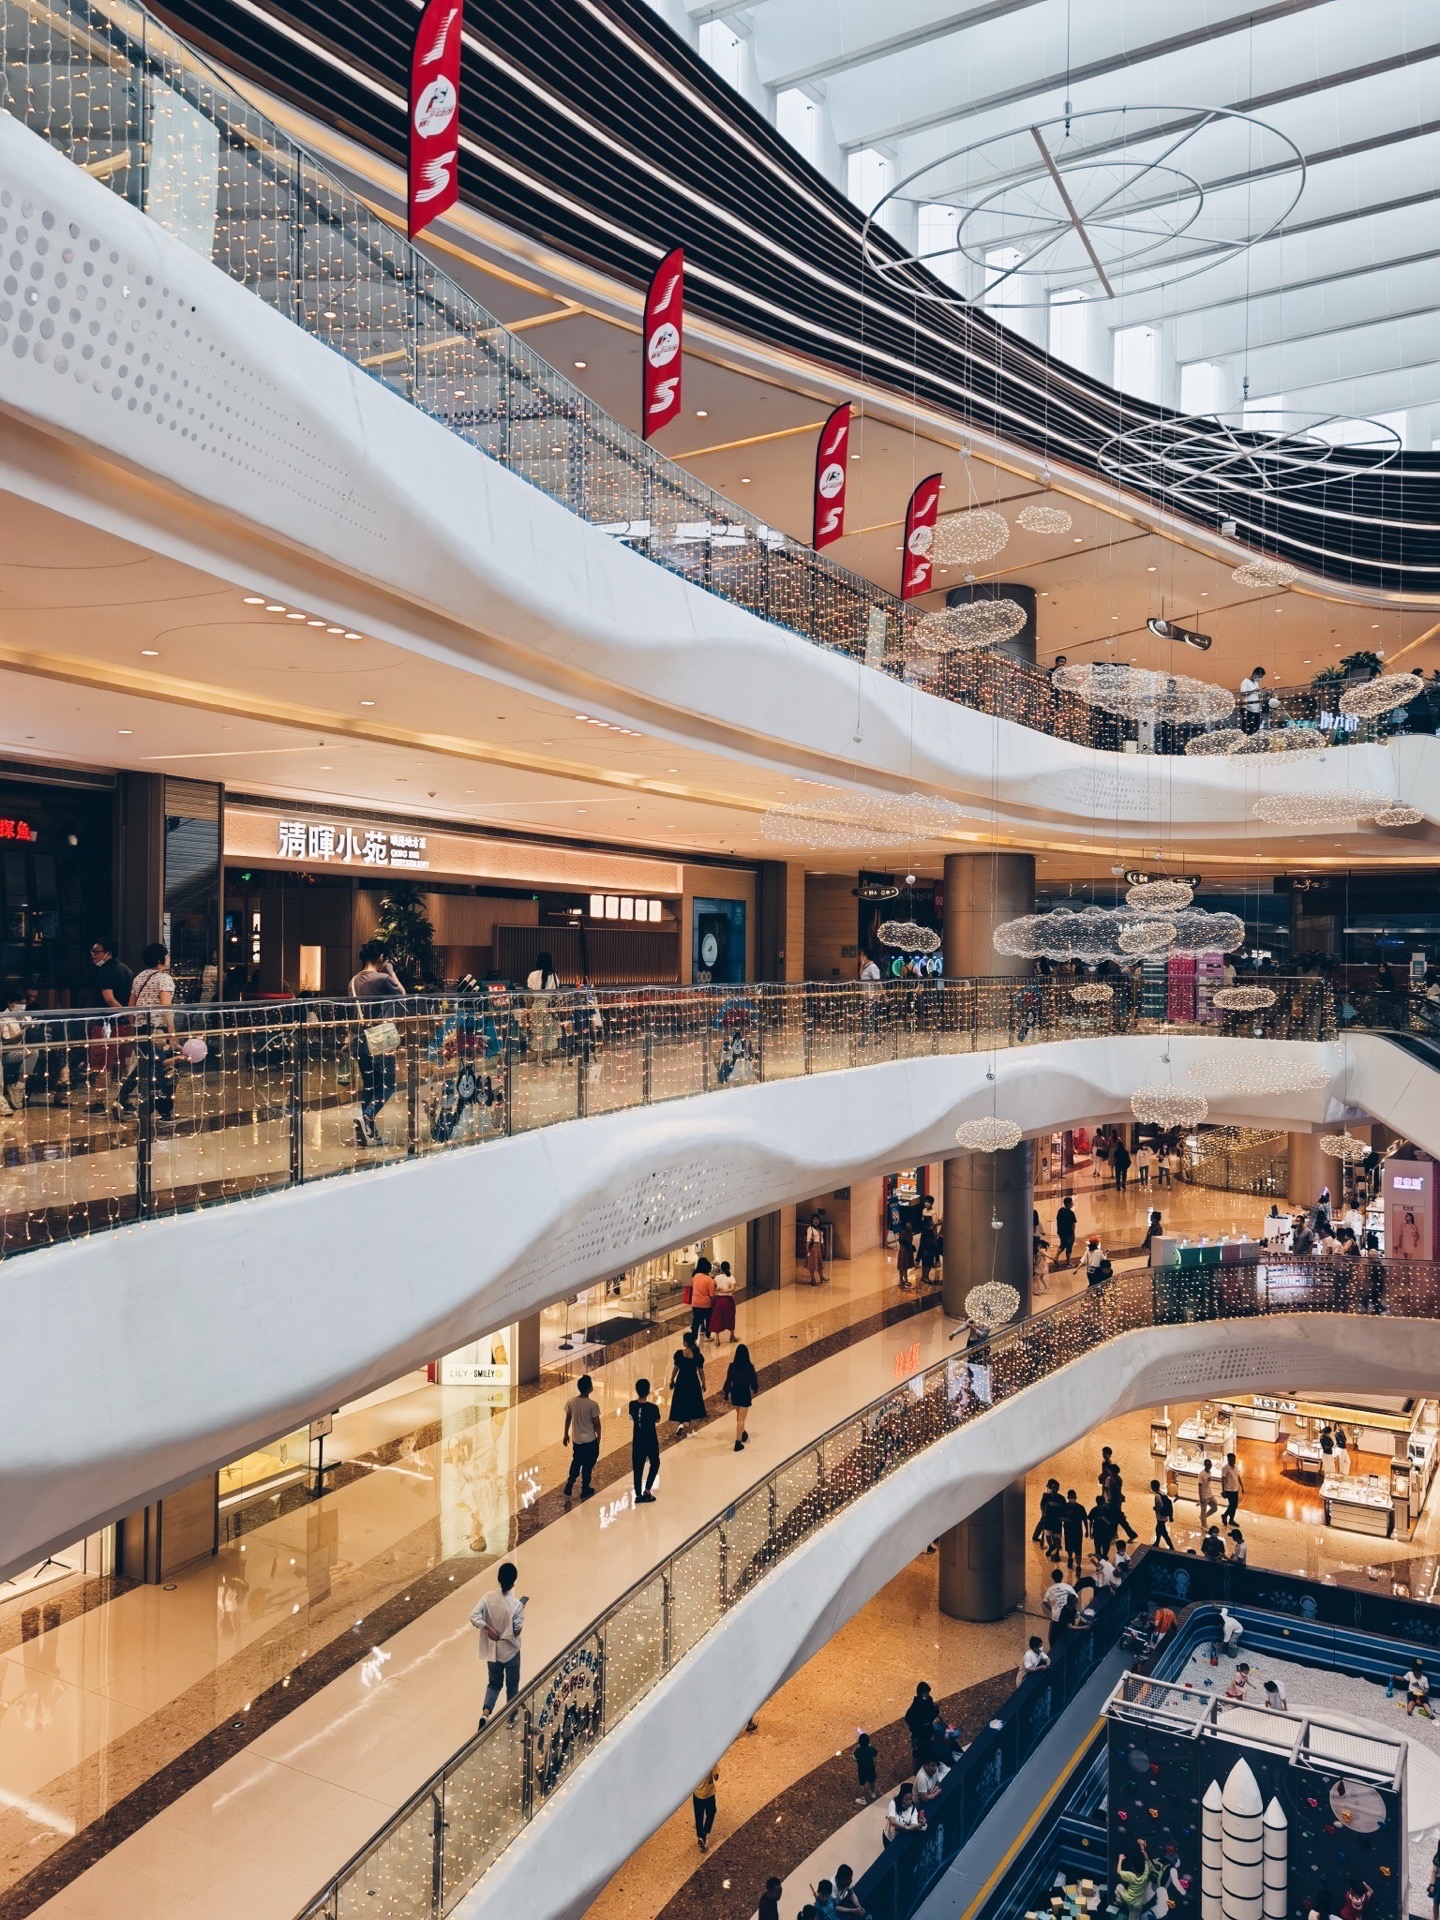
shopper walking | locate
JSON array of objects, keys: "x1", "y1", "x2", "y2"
[
  {"x1": 349, "y1": 939, "x2": 404, "y2": 1147},
  {"x1": 116, "y1": 942, "x2": 178, "y2": 1127},
  {"x1": 1197, "y1": 1457, "x2": 1218, "y2": 1526},
  {"x1": 1032, "y1": 1231, "x2": 1052, "y2": 1298},
  {"x1": 1061, "y1": 1488, "x2": 1088, "y2": 1572},
  {"x1": 759, "y1": 1877, "x2": 784, "y2": 1920},
  {"x1": 692, "y1": 1764, "x2": 719, "y2": 1851},
  {"x1": 1056, "y1": 1194, "x2": 1078, "y2": 1266},
  {"x1": 707, "y1": 1261, "x2": 737, "y2": 1342},
  {"x1": 1220, "y1": 1452, "x2": 1245, "y2": 1524},
  {"x1": 805, "y1": 1212, "x2": 827, "y2": 1285},
  {"x1": 1088, "y1": 1494, "x2": 1116, "y2": 1563},
  {"x1": 86, "y1": 937, "x2": 132, "y2": 1114},
  {"x1": 1157, "y1": 1145, "x2": 1174, "y2": 1188},
  {"x1": 854, "y1": 1731, "x2": 879, "y2": 1803},
  {"x1": 1150, "y1": 1478, "x2": 1175, "y2": 1549},
  {"x1": 722, "y1": 1342, "x2": 758, "y2": 1451},
  {"x1": 628, "y1": 1378, "x2": 661, "y2": 1502},
  {"x1": 689, "y1": 1256, "x2": 715, "y2": 1340},
  {"x1": 1112, "y1": 1140, "x2": 1131, "y2": 1192},
  {"x1": 471, "y1": 1561, "x2": 526, "y2": 1730},
  {"x1": 668, "y1": 1332, "x2": 707, "y2": 1433},
  {"x1": 561, "y1": 1375, "x2": 601, "y2": 1500},
  {"x1": 1136, "y1": 1141, "x2": 1154, "y2": 1187}
]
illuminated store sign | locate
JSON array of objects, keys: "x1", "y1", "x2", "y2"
[
  {"x1": 277, "y1": 819, "x2": 429, "y2": 869},
  {"x1": 0, "y1": 818, "x2": 36, "y2": 842}
]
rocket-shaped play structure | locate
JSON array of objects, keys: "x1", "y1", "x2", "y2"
[{"x1": 1199, "y1": 1759, "x2": 1288, "y2": 1920}]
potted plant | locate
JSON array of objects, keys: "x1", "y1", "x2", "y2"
[{"x1": 1337, "y1": 648, "x2": 1383, "y2": 684}]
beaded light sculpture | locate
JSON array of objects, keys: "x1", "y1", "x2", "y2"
[
  {"x1": 964, "y1": 1282, "x2": 1021, "y2": 1327},
  {"x1": 1253, "y1": 788, "x2": 1390, "y2": 825},
  {"x1": 877, "y1": 920, "x2": 941, "y2": 953},
  {"x1": 1017, "y1": 503, "x2": 1073, "y2": 535},
  {"x1": 1188, "y1": 1053, "x2": 1329, "y2": 1096},
  {"x1": 1320, "y1": 1132, "x2": 1369, "y2": 1163},
  {"x1": 933, "y1": 508, "x2": 1010, "y2": 566},
  {"x1": 1126, "y1": 880, "x2": 1194, "y2": 911},
  {"x1": 1131, "y1": 1085, "x2": 1209, "y2": 1127},
  {"x1": 911, "y1": 598, "x2": 1027, "y2": 653},
  {"x1": 1247, "y1": 729, "x2": 1327, "y2": 753},
  {"x1": 1118, "y1": 920, "x2": 1177, "y2": 954},
  {"x1": 1054, "y1": 662, "x2": 1234, "y2": 724},
  {"x1": 1070, "y1": 982, "x2": 1115, "y2": 1004},
  {"x1": 955, "y1": 1116, "x2": 1023, "y2": 1151},
  {"x1": 1338, "y1": 673, "x2": 1423, "y2": 719},
  {"x1": 1232, "y1": 556, "x2": 1298, "y2": 589},
  {"x1": 1210, "y1": 986, "x2": 1277, "y2": 1011},
  {"x1": 1373, "y1": 804, "x2": 1424, "y2": 827},
  {"x1": 1185, "y1": 729, "x2": 1247, "y2": 757},
  {"x1": 761, "y1": 791, "x2": 968, "y2": 848}
]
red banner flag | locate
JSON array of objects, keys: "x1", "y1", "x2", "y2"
[
  {"x1": 813, "y1": 403, "x2": 851, "y2": 549},
  {"x1": 641, "y1": 248, "x2": 685, "y2": 437},
  {"x1": 408, "y1": 0, "x2": 465, "y2": 239},
  {"x1": 900, "y1": 472, "x2": 944, "y2": 598}
]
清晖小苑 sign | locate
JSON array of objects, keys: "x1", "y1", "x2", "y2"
[{"x1": 276, "y1": 820, "x2": 429, "y2": 870}]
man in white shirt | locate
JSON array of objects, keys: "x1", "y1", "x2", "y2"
[
  {"x1": 1017, "y1": 1636, "x2": 1051, "y2": 1685},
  {"x1": 1262, "y1": 1678, "x2": 1287, "y2": 1711},
  {"x1": 1219, "y1": 1607, "x2": 1244, "y2": 1656},
  {"x1": 471, "y1": 1561, "x2": 527, "y2": 1729},
  {"x1": 1043, "y1": 1567, "x2": 1078, "y2": 1644},
  {"x1": 1091, "y1": 1553, "x2": 1120, "y2": 1592},
  {"x1": 1239, "y1": 665, "x2": 1270, "y2": 733},
  {"x1": 913, "y1": 1756, "x2": 950, "y2": 1804},
  {"x1": 859, "y1": 954, "x2": 881, "y2": 981}
]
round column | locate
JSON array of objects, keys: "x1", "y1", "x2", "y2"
[
  {"x1": 941, "y1": 1143, "x2": 1035, "y2": 1321},
  {"x1": 942, "y1": 851, "x2": 1035, "y2": 979}
]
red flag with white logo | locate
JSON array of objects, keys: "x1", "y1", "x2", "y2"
[
  {"x1": 642, "y1": 247, "x2": 684, "y2": 437},
  {"x1": 408, "y1": 0, "x2": 464, "y2": 239},
  {"x1": 900, "y1": 472, "x2": 943, "y2": 598},
  {"x1": 813, "y1": 403, "x2": 851, "y2": 550}
]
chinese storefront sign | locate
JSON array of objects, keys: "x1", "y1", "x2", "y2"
[{"x1": 276, "y1": 820, "x2": 429, "y2": 870}]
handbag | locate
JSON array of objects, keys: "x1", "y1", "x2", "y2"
[
  {"x1": 681, "y1": 1284, "x2": 693, "y2": 1305},
  {"x1": 366, "y1": 1020, "x2": 402, "y2": 1056}
]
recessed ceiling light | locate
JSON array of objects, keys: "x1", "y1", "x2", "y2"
[
  {"x1": 360, "y1": 699, "x2": 376, "y2": 707},
  {"x1": 1073, "y1": 537, "x2": 1083, "y2": 544},
  {"x1": 322, "y1": 310, "x2": 337, "y2": 320},
  {"x1": 1200, "y1": 592, "x2": 1208, "y2": 597},
  {"x1": 286, "y1": 612, "x2": 305, "y2": 621},
  {"x1": 667, "y1": 767, "x2": 679, "y2": 773},
  {"x1": 265, "y1": 603, "x2": 286, "y2": 613},
  {"x1": 574, "y1": 360, "x2": 587, "y2": 369},
  {"x1": 1372, "y1": 623, "x2": 1380, "y2": 630},
  {"x1": 243, "y1": 595, "x2": 265, "y2": 604},
  {"x1": 319, "y1": 764, "x2": 332, "y2": 770},
  {"x1": 306, "y1": 619, "x2": 325, "y2": 627},
  {"x1": 140, "y1": 648, "x2": 159, "y2": 657},
  {"x1": 1146, "y1": 565, "x2": 1157, "y2": 572},
  {"x1": 118, "y1": 728, "x2": 133, "y2": 735},
  {"x1": 326, "y1": 626, "x2": 344, "y2": 635},
  {"x1": 695, "y1": 409, "x2": 708, "y2": 418},
  {"x1": 576, "y1": 807, "x2": 586, "y2": 813},
  {"x1": 343, "y1": 631, "x2": 361, "y2": 640},
  {"x1": 740, "y1": 476, "x2": 751, "y2": 484}
]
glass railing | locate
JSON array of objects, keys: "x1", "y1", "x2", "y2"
[
  {"x1": 0, "y1": 975, "x2": 1338, "y2": 1259},
  {"x1": 0, "y1": 0, "x2": 1415, "y2": 759},
  {"x1": 290, "y1": 1251, "x2": 1440, "y2": 1919}
]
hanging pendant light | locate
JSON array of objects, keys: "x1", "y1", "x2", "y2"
[
  {"x1": 1017, "y1": 502, "x2": 1073, "y2": 535},
  {"x1": 1126, "y1": 880, "x2": 1194, "y2": 911},
  {"x1": 1320, "y1": 1132, "x2": 1369, "y2": 1163},
  {"x1": 933, "y1": 508, "x2": 1010, "y2": 565},
  {"x1": 1338, "y1": 674, "x2": 1423, "y2": 719},
  {"x1": 762, "y1": 791, "x2": 968, "y2": 848},
  {"x1": 877, "y1": 920, "x2": 941, "y2": 953},
  {"x1": 1210, "y1": 986, "x2": 1277, "y2": 1012},
  {"x1": 1232, "y1": 556, "x2": 1297, "y2": 589},
  {"x1": 963, "y1": 1282, "x2": 1020, "y2": 1328},
  {"x1": 1188, "y1": 1052, "x2": 1329, "y2": 1096},
  {"x1": 955, "y1": 1116, "x2": 1023, "y2": 1151},
  {"x1": 1131, "y1": 1085, "x2": 1209, "y2": 1127},
  {"x1": 911, "y1": 598, "x2": 1027, "y2": 653}
]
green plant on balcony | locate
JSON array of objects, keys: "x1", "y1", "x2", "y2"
[
  {"x1": 1337, "y1": 649, "x2": 1384, "y2": 681},
  {"x1": 375, "y1": 882, "x2": 440, "y2": 988}
]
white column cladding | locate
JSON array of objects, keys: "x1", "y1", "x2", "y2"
[
  {"x1": 1221, "y1": 1757, "x2": 1265, "y2": 1920},
  {"x1": 1262, "y1": 1796, "x2": 1289, "y2": 1920},
  {"x1": 1202, "y1": 1778, "x2": 1224, "y2": 1920}
]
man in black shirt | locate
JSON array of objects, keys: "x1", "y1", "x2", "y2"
[
  {"x1": 1056, "y1": 1195, "x2": 1078, "y2": 1267},
  {"x1": 86, "y1": 938, "x2": 133, "y2": 1113}
]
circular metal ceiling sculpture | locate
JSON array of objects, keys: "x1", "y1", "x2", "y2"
[
  {"x1": 955, "y1": 1118, "x2": 1023, "y2": 1154},
  {"x1": 911, "y1": 598, "x2": 1028, "y2": 653},
  {"x1": 1017, "y1": 502, "x2": 1073, "y2": 535},
  {"x1": 932, "y1": 508, "x2": 1010, "y2": 566},
  {"x1": 994, "y1": 903, "x2": 1243, "y2": 962},
  {"x1": 860, "y1": 105, "x2": 1305, "y2": 309},
  {"x1": 1054, "y1": 662, "x2": 1234, "y2": 724},
  {"x1": 1338, "y1": 673, "x2": 1424, "y2": 719},
  {"x1": 761, "y1": 791, "x2": 968, "y2": 849},
  {"x1": 1099, "y1": 411, "x2": 1402, "y2": 523}
]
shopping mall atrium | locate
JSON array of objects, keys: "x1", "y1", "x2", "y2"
[{"x1": 3, "y1": 1, "x2": 1440, "y2": 1917}]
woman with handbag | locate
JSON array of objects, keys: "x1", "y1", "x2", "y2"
[{"x1": 350, "y1": 941, "x2": 405, "y2": 1147}]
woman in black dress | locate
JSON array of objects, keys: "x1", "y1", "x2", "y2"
[
  {"x1": 668, "y1": 1332, "x2": 707, "y2": 1432},
  {"x1": 722, "y1": 1342, "x2": 759, "y2": 1450}
]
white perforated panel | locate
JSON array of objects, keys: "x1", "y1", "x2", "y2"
[{"x1": 0, "y1": 186, "x2": 379, "y2": 536}]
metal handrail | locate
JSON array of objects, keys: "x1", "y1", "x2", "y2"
[
  {"x1": 293, "y1": 1253, "x2": 1440, "y2": 1917},
  {"x1": 0, "y1": 975, "x2": 1341, "y2": 1261},
  {"x1": 0, "y1": 0, "x2": 1419, "y2": 757}
]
